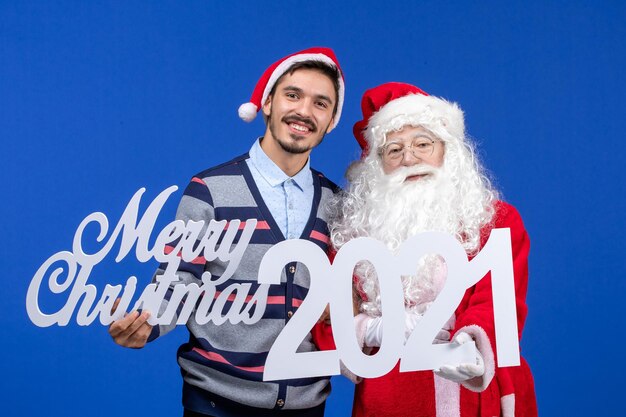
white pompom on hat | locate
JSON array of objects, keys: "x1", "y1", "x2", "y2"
[{"x1": 238, "y1": 47, "x2": 345, "y2": 128}]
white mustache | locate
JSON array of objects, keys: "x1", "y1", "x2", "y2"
[{"x1": 386, "y1": 165, "x2": 439, "y2": 184}]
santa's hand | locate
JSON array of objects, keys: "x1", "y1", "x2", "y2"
[
  {"x1": 404, "y1": 310, "x2": 450, "y2": 344},
  {"x1": 365, "y1": 310, "x2": 426, "y2": 347},
  {"x1": 433, "y1": 328, "x2": 451, "y2": 344},
  {"x1": 434, "y1": 332, "x2": 484, "y2": 382},
  {"x1": 404, "y1": 310, "x2": 422, "y2": 340},
  {"x1": 361, "y1": 312, "x2": 409, "y2": 347},
  {"x1": 362, "y1": 311, "x2": 452, "y2": 348}
]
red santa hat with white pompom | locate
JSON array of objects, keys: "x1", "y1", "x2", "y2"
[
  {"x1": 238, "y1": 47, "x2": 345, "y2": 129},
  {"x1": 353, "y1": 82, "x2": 465, "y2": 158}
]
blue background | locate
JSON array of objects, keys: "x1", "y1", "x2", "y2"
[{"x1": 2, "y1": 1, "x2": 625, "y2": 415}]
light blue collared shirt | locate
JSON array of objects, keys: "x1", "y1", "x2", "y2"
[{"x1": 246, "y1": 138, "x2": 314, "y2": 240}]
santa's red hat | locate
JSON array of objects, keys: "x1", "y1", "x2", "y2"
[
  {"x1": 238, "y1": 47, "x2": 345, "y2": 128},
  {"x1": 353, "y1": 82, "x2": 465, "y2": 157}
]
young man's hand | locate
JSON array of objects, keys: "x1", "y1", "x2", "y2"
[{"x1": 108, "y1": 298, "x2": 153, "y2": 349}]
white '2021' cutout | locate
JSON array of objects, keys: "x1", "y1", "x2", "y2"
[{"x1": 260, "y1": 230, "x2": 520, "y2": 381}]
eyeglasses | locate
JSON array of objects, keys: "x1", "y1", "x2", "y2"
[{"x1": 378, "y1": 138, "x2": 437, "y2": 164}]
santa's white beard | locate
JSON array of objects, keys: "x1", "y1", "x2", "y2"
[
  {"x1": 363, "y1": 164, "x2": 460, "y2": 251},
  {"x1": 331, "y1": 158, "x2": 495, "y2": 316}
]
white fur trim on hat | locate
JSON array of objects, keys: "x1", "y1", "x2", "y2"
[{"x1": 365, "y1": 94, "x2": 465, "y2": 150}]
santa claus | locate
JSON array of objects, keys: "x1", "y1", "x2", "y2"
[{"x1": 328, "y1": 82, "x2": 537, "y2": 417}]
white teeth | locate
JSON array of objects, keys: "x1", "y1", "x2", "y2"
[{"x1": 290, "y1": 123, "x2": 309, "y2": 132}]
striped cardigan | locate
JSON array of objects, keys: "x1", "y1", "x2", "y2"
[{"x1": 148, "y1": 153, "x2": 339, "y2": 413}]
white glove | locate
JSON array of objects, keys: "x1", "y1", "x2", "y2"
[
  {"x1": 434, "y1": 331, "x2": 484, "y2": 383},
  {"x1": 363, "y1": 315, "x2": 384, "y2": 347},
  {"x1": 404, "y1": 310, "x2": 422, "y2": 340},
  {"x1": 433, "y1": 328, "x2": 451, "y2": 344},
  {"x1": 363, "y1": 311, "x2": 451, "y2": 348},
  {"x1": 404, "y1": 310, "x2": 450, "y2": 344}
]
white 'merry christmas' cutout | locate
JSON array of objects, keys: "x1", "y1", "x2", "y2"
[
  {"x1": 26, "y1": 186, "x2": 265, "y2": 328},
  {"x1": 26, "y1": 186, "x2": 520, "y2": 379}
]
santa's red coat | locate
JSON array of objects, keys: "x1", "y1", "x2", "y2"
[{"x1": 312, "y1": 201, "x2": 537, "y2": 417}]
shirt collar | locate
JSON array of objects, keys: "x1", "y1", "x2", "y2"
[{"x1": 249, "y1": 138, "x2": 312, "y2": 190}]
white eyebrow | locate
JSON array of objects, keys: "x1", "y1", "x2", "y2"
[
  {"x1": 386, "y1": 133, "x2": 434, "y2": 146},
  {"x1": 409, "y1": 132, "x2": 436, "y2": 141}
]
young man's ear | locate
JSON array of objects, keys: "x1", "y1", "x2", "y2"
[
  {"x1": 325, "y1": 118, "x2": 336, "y2": 134},
  {"x1": 262, "y1": 95, "x2": 272, "y2": 117}
]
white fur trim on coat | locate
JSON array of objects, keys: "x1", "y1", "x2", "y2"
[
  {"x1": 434, "y1": 374, "x2": 461, "y2": 417},
  {"x1": 501, "y1": 393, "x2": 515, "y2": 417}
]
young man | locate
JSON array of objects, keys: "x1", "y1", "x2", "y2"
[
  {"x1": 108, "y1": 47, "x2": 345, "y2": 417},
  {"x1": 329, "y1": 82, "x2": 537, "y2": 416}
]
